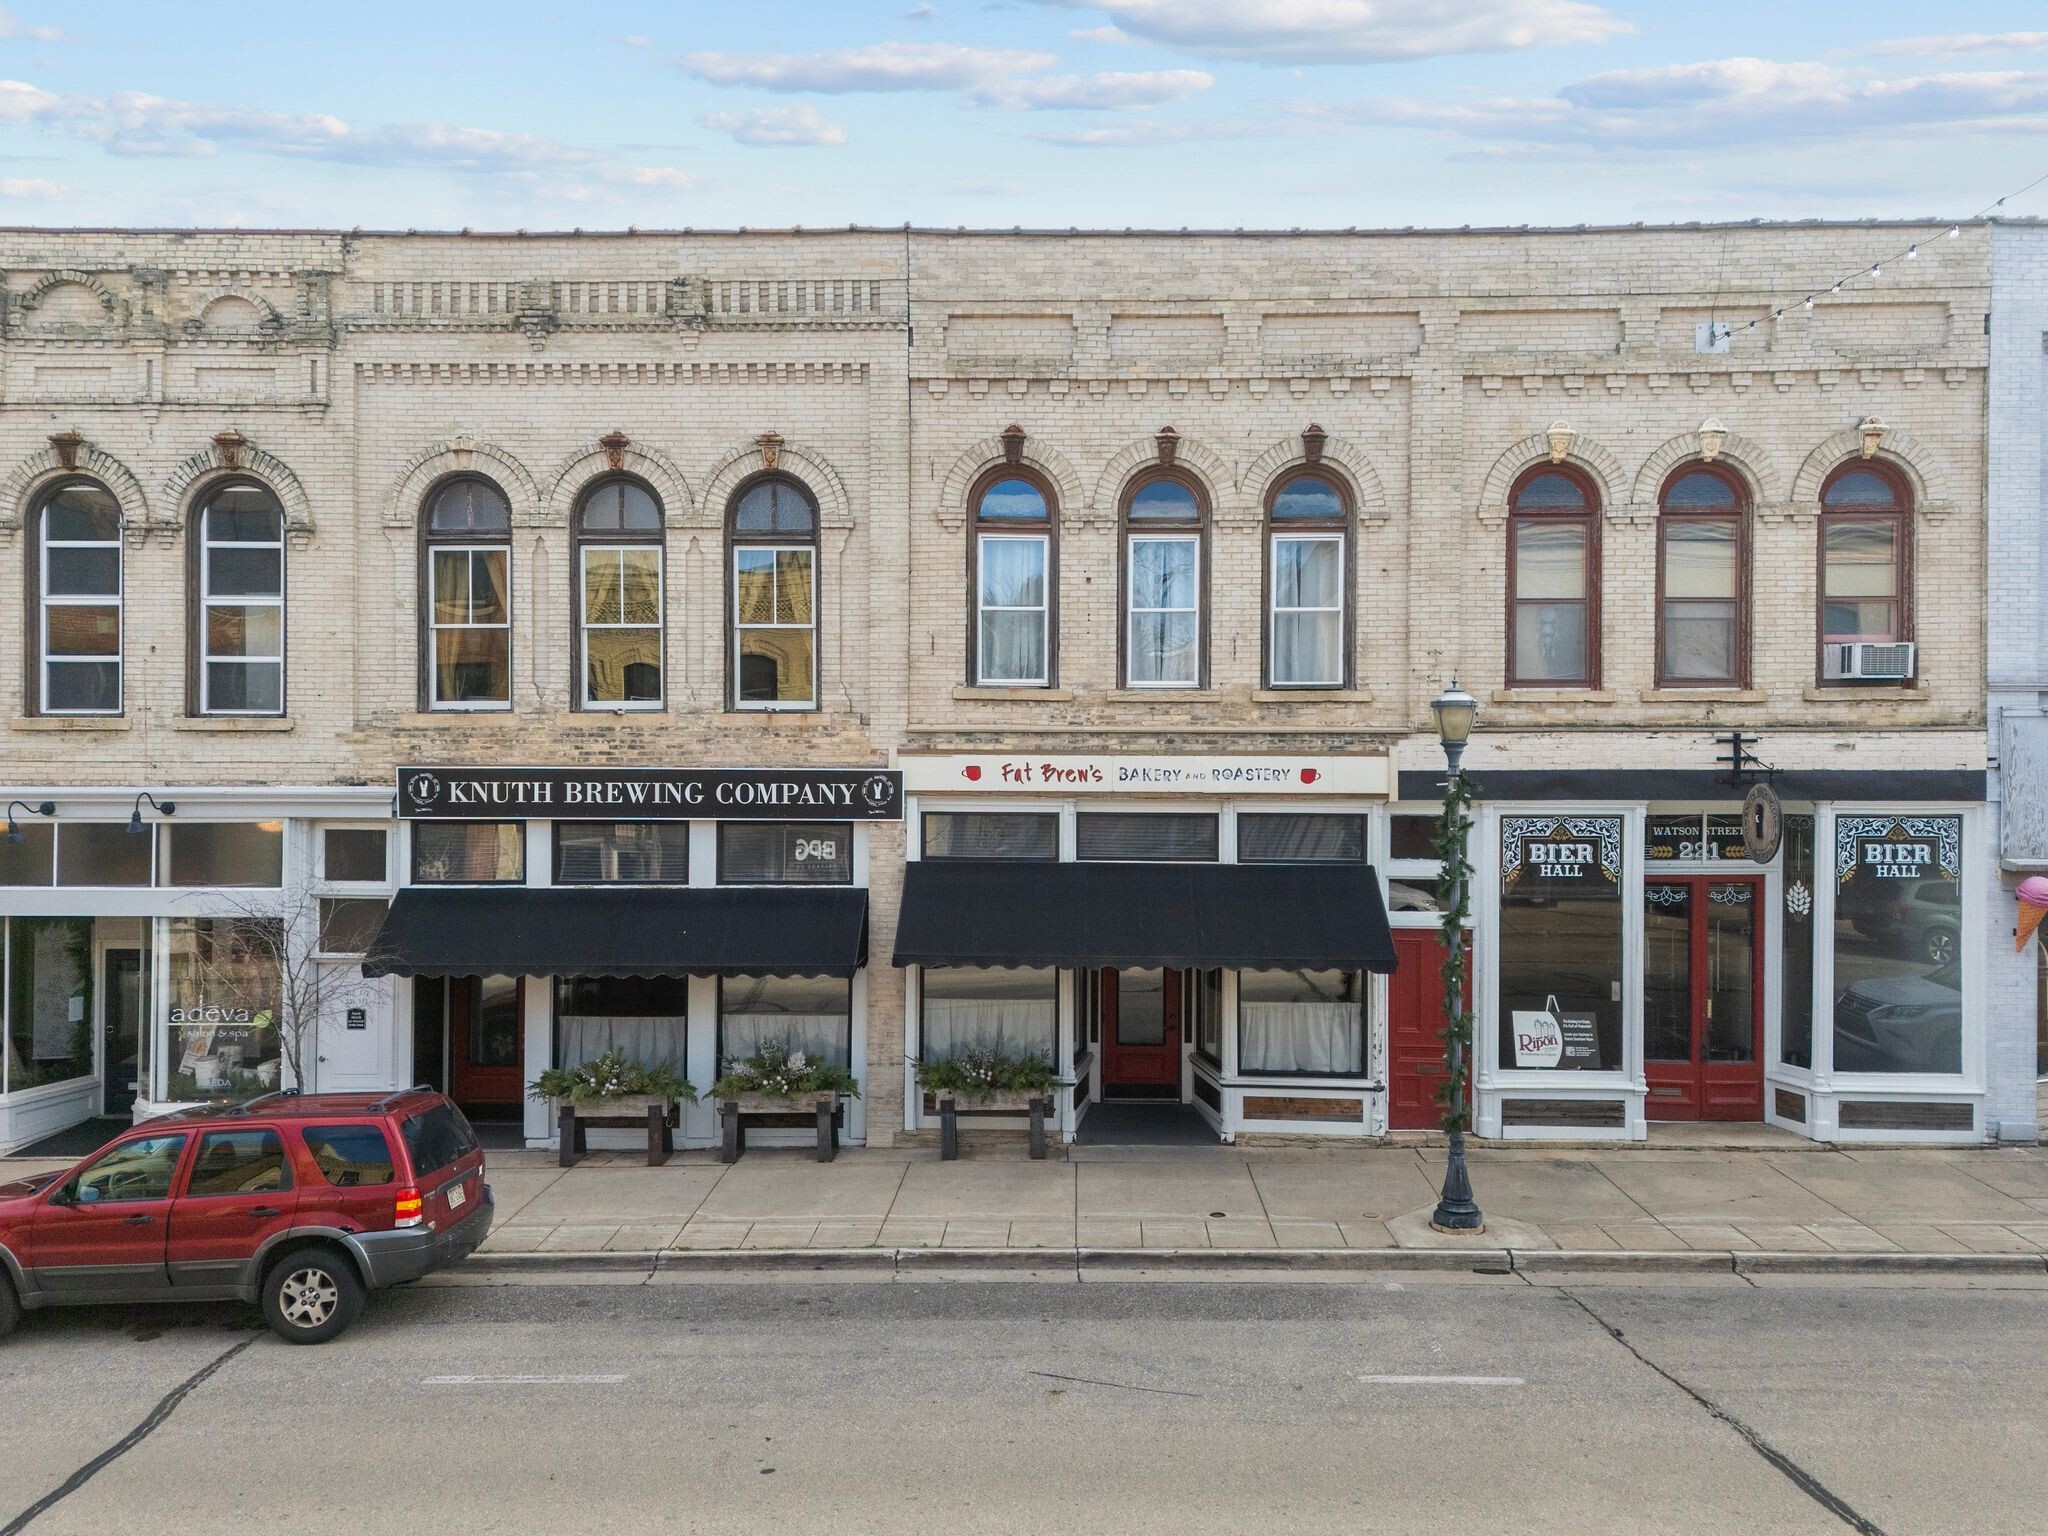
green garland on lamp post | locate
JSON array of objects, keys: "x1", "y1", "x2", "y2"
[{"x1": 1429, "y1": 680, "x2": 1484, "y2": 1232}]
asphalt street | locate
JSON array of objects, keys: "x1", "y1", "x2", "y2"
[{"x1": 2, "y1": 1274, "x2": 2045, "y2": 1535}]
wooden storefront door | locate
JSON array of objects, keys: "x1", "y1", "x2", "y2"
[
  {"x1": 1643, "y1": 877, "x2": 1765, "y2": 1120},
  {"x1": 1387, "y1": 929, "x2": 1469, "y2": 1130},
  {"x1": 449, "y1": 974, "x2": 525, "y2": 1112},
  {"x1": 1098, "y1": 967, "x2": 1182, "y2": 1098}
]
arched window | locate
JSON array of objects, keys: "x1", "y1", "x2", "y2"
[
  {"x1": 1265, "y1": 469, "x2": 1352, "y2": 688},
  {"x1": 1506, "y1": 466, "x2": 1599, "y2": 689},
  {"x1": 1656, "y1": 465, "x2": 1747, "y2": 688},
  {"x1": 194, "y1": 481, "x2": 286, "y2": 715},
  {"x1": 970, "y1": 470, "x2": 1054, "y2": 687},
  {"x1": 1819, "y1": 462, "x2": 1911, "y2": 672},
  {"x1": 30, "y1": 480, "x2": 123, "y2": 715},
  {"x1": 1122, "y1": 471, "x2": 1206, "y2": 689},
  {"x1": 728, "y1": 474, "x2": 818, "y2": 710},
  {"x1": 421, "y1": 476, "x2": 512, "y2": 710},
  {"x1": 574, "y1": 477, "x2": 664, "y2": 709}
]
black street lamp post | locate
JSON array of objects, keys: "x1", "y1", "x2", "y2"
[{"x1": 1428, "y1": 680, "x2": 1483, "y2": 1233}]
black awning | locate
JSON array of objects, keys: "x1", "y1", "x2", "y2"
[
  {"x1": 363, "y1": 886, "x2": 868, "y2": 980},
  {"x1": 891, "y1": 861, "x2": 1398, "y2": 974}
]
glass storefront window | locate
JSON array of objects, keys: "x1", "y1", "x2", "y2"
[
  {"x1": 3, "y1": 917, "x2": 96, "y2": 1093},
  {"x1": 165, "y1": 916, "x2": 282, "y2": 1102},
  {"x1": 1237, "y1": 813, "x2": 1366, "y2": 863},
  {"x1": 412, "y1": 821, "x2": 524, "y2": 884},
  {"x1": 1075, "y1": 812, "x2": 1218, "y2": 862},
  {"x1": 1239, "y1": 968, "x2": 1364, "y2": 1075},
  {"x1": 719, "y1": 974, "x2": 851, "y2": 1069},
  {"x1": 1780, "y1": 815, "x2": 1817, "y2": 1070},
  {"x1": 553, "y1": 822, "x2": 690, "y2": 884},
  {"x1": 1831, "y1": 816, "x2": 1963, "y2": 1075},
  {"x1": 160, "y1": 822, "x2": 284, "y2": 888},
  {"x1": 322, "y1": 827, "x2": 389, "y2": 884},
  {"x1": 1496, "y1": 816, "x2": 1625, "y2": 1072},
  {"x1": 56, "y1": 822, "x2": 151, "y2": 886},
  {"x1": 922, "y1": 811, "x2": 1059, "y2": 861},
  {"x1": 554, "y1": 974, "x2": 687, "y2": 1071},
  {"x1": 0, "y1": 824, "x2": 54, "y2": 887},
  {"x1": 920, "y1": 967, "x2": 1056, "y2": 1064},
  {"x1": 316, "y1": 898, "x2": 389, "y2": 957},
  {"x1": 1193, "y1": 968, "x2": 1223, "y2": 1066},
  {"x1": 717, "y1": 823, "x2": 851, "y2": 884}
]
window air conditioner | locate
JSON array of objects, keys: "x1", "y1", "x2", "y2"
[{"x1": 1822, "y1": 641, "x2": 1915, "y2": 681}]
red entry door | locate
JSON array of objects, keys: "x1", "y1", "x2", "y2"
[
  {"x1": 1387, "y1": 929, "x2": 1471, "y2": 1130},
  {"x1": 1099, "y1": 968, "x2": 1182, "y2": 1097},
  {"x1": 1643, "y1": 876, "x2": 1765, "y2": 1120},
  {"x1": 450, "y1": 975, "x2": 525, "y2": 1109}
]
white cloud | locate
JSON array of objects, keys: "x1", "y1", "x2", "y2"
[
  {"x1": 619, "y1": 34, "x2": 654, "y2": 48},
  {"x1": 903, "y1": 4, "x2": 937, "y2": 20},
  {"x1": 1032, "y1": 1, "x2": 1630, "y2": 63},
  {"x1": 0, "y1": 7, "x2": 64, "y2": 42},
  {"x1": 1035, "y1": 115, "x2": 1329, "y2": 147},
  {"x1": 1865, "y1": 32, "x2": 2048, "y2": 59},
  {"x1": 605, "y1": 165, "x2": 703, "y2": 186},
  {"x1": 678, "y1": 42, "x2": 1055, "y2": 93},
  {"x1": 0, "y1": 174, "x2": 69, "y2": 197},
  {"x1": 1069, "y1": 24, "x2": 1133, "y2": 44},
  {"x1": 978, "y1": 68, "x2": 1211, "y2": 109},
  {"x1": 699, "y1": 105, "x2": 848, "y2": 146}
]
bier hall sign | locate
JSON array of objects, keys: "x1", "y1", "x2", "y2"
[{"x1": 397, "y1": 766, "x2": 903, "y2": 821}]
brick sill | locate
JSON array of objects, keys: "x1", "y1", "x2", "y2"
[
  {"x1": 1801, "y1": 685, "x2": 1932, "y2": 703},
  {"x1": 1638, "y1": 689, "x2": 1767, "y2": 704},
  {"x1": 1104, "y1": 688, "x2": 1227, "y2": 703},
  {"x1": 171, "y1": 716, "x2": 295, "y2": 733},
  {"x1": 11, "y1": 716, "x2": 131, "y2": 733},
  {"x1": 1251, "y1": 687, "x2": 1373, "y2": 703},
  {"x1": 1489, "y1": 689, "x2": 1617, "y2": 705},
  {"x1": 952, "y1": 685, "x2": 1076, "y2": 702}
]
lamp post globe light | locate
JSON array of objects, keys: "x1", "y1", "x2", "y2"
[{"x1": 1428, "y1": 680, "x2": 1483, "y2": 1234}]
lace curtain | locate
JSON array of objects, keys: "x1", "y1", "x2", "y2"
[
  {"x1": 1239, "y1": 1002, "x2": 1361, "y2": 1075},
  {"x1": 557, "y1": 1015, "x2": 685, "y2": 1071},
  {"x1": 720, "y1": 1012, "x2": 849, "y2": 1069},
  {"x1": 923, "y1": 998, "x2": 1056, "y2": 1060}
]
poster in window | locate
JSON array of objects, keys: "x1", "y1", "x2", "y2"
[{"x1": 1501, "y1": 817, "x2": 1622, "y2": 896}]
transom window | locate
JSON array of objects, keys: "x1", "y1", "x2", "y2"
[
  {"x1": 575, "y1": 477, "x2": 664, "y2": 709},
  {"x1": 972, "y1": 472, "x2": 1053, "y2": 687},
  {"x1": 1266, "y1": 469, "x2": 1351, "y2": 688},
  {"x1": 1506, "y1": 467, "x2": 1599, "y2": 688},
  {"x1": 1122, "y1": 473, "x2": 1205, "y2": 689},
  {"x1": 729, "y1": 475, "x2": 818, "y2": 709},
  {"x1": 196, "y1": 482, "x2": 286, "y2": 715},
  {"x1": 423, "y1": 477, "x2": 512, "y2": 710},
  {"x1": 32, "y1": 480, "x2": 123, "y2": 715},
  {"x1": 1819, "y1": 463, "x2": 1911, "y2": 663},
  {"x1": 1076, "y1": 812, "x2": 1218, "y2": 862},
  {"x1": 1657, "y1": 465, "x2": 1747, "y2": 688}
]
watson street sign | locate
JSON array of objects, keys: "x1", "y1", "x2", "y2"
[{"x1": 397, "y1": 766, "x2": 903, "y2": 821}]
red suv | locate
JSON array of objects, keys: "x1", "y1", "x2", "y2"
[{"x1": 0, "y1": 1088, "x2": 491, "y2": 1345}]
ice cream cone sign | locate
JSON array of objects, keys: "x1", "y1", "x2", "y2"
[{"x1": 2016, "y1": 876, "x2": 2048, "y2": 953}]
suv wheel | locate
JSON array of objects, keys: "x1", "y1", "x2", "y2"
[
  {"x1": 0, "y1": 1273, "x2": 19, "y2": 1340},
  {"x1": 262, "y1": 1248, "x2": 364, "y2": 1344},
  {"x1": 1924, "y1": 927, "x2": 1958, "y2": 965}
]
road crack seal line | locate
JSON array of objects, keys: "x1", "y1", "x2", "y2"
[
  {"x1": 3, "y1": 1335, "x2": 258, "y2": 1536},
  {"x1": 1560, "y1": 1291, "x2": 1887, "y2": 1536},
  {"x1": 1028, "y1": 1370, "x2": 1200, "y2": 1398}
]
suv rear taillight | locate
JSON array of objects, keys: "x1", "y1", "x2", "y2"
[{"x1": 395, "y1": 1186, "x2": 424, "y2": 1229}]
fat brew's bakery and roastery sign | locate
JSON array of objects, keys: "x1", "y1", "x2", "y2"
[
  {"x1": 1501, "y1": 816, "x2": 1623, "y2": 897},
  {"x1": 899, "y1": 753, "x2": 1387, "y2": 796},
  {"x1": 398, "y1": 766, "x2": 903, "y2": 821}
]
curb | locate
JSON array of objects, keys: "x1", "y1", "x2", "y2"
[{"x1": 463, "y1": 1245, "x2": 2048, "y2": 1279}]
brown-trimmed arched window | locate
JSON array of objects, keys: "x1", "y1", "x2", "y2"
[
  {"x1": 29, "y1": 479, "x2": 124, "y2": 715},
  {"x1": 1656, "y1": 464, "x2": 1747, "y2": 688},
  {"x1": 1819, "y1": 461, "x2": 1912, "y2": 673},
  {"x1": 728, "y1": 473, "x2": 818, "y2": 710},
  {"x1": 421, "y1": 475, "x2": 512, "y2": 711},
  {"x1": 192, "y1": 479, "x2": 286, "y2": 715},
  {"x1": 574, "y1": 476, "x2": 664, "y2": 710},
  {"x1": 1265, "y1": 468, "x2": 1353, "y2": 689},
  {"x1": 1121, "y1": 470, "x2": 1207, "y2": 689},
  {"x1": 970, "y1": 469, "x2": 1055, "y2": 687},
  {"x1": 1506, "y1": 466, "x2": 1600, "y2": 688}
]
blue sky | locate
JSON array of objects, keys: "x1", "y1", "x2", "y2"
[{"x1": 4, "y1": 1, "x2": 2047, "y2": 228}]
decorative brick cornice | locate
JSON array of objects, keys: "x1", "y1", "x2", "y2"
[
  {"x1": 383, "y1": 435, "x2": 543, "y2": 529},
  {"x1": 162, "y1": 433, "x2": 313, "y2": 538},
  {"x1": 1, "y1": 436, "x2": 151, "y2": 533}
]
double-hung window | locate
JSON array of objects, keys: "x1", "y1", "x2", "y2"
[
  {"x1": 575, "y1": 478, "x2": 664, "y2": 709},
  {"x1": 1657, "y1": 466, "x2": 1747, "y2": 687},
  {"x1": 1122, "y1": 474, "x2": 1205, "y2": 689},
  {"x1": 1506, "y1": 467, "x2": 1600, "y2": 689},
  {"x1": 33, "y1": 481, "x2": 124, "y2": 715},
  {"x1": 196, "y1": 483, "x2": 286, "y2": 714},
  {"x1": 972, "y1": 474, "x2": 1053, "y2": 686},
  {"x1": 423, "y1": 477, "x2": 512, "y2": 710},
  {"x1": 1266, "y1": 470, "x2": 1351, "y2": 688},
  {"x1": 729, "y1": 475, "x2": 818, "y2": 710},
  {"x1": 1819, "y1": 462, "x2": 1911, "y2": 677}
]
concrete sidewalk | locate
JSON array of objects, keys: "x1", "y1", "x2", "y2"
[{"x1": 452, "y1": 1141, "x2": 2048, "y2": 1263}]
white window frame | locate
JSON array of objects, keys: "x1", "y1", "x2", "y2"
[
  {"x1": 732, "y1": 542, "x2": 817, "y2": 711},
  {"x1": 976, "y1": 532, "x2": 1049, "y2": 687},
  {"x1": 578, "y1": 543, "x2": 664, "y2": 711},
  {"x1": 39, "y1": 500, "x2": 123, "y2": 716},
  {"x1": 198, "y1": 497, "x2": 285, "y2": 716},
  {"x1": 1125, "y1": 532, "x2": 1200, "y2": 690},
  {"x1": 315, "y1": 823, "x2": 394, "y2": 891},
  {"x1": 1268, "y1": 530, "x2": 1345, "y2": 689},
  {"x1": 427, "y1": 544, "x2": 511, "y2": 712}
]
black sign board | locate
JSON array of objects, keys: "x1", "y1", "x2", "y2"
[
  {"x1": 1846, "y1": 833, "x2": 1941, "y2": 883},
  {"x1": 1507, "y1": 834, "x2": 1618, "y2": 896},
  {"x1": 397, "y1": 766, "x2": 903, "y2": 822},
  {"x1": 1645, "y1": 813, "x2": 1750, "y2": 862},
  {"x1": 1558, "y1": 1011, "x2": 1601, "y2": 1065},
  {"x1": 345, "y1": 1007, "x2": 368, "y2": 1031}
]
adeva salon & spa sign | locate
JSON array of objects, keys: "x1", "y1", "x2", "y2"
[{"x1": 899, "y1": 754, "x2": 1386, "y2": 796}]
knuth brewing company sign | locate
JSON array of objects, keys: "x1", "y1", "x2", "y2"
[{"x1": 397, "y1": 766, "x2": 902, "y2": 821}]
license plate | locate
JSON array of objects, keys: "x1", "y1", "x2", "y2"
[{"x1": 448, "y1": 1183, "x2": 466, "y2": 1209}]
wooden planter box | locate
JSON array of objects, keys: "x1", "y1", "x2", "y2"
[
  {"x1": 927, "y1": 1090, "x2": 1054, "y2": 1161},
  {"x1": 924, "y1": 1088, "x2": 1048, "y2": 1114},
  {"x1": 555, "y1": 1095, "x2": 684, "y2": 1168},
  {"x1": 718, "y1": 1091, "x2": 844, "y2": 1164}
]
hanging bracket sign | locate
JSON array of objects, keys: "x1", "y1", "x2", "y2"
[{"x1": 1742, "y1": 783, "x2": 1783, "y2": 862}]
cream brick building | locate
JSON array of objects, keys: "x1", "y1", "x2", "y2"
[{"x1": 0, "y1": 221, "x2": 2002, "y2": 1153}]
